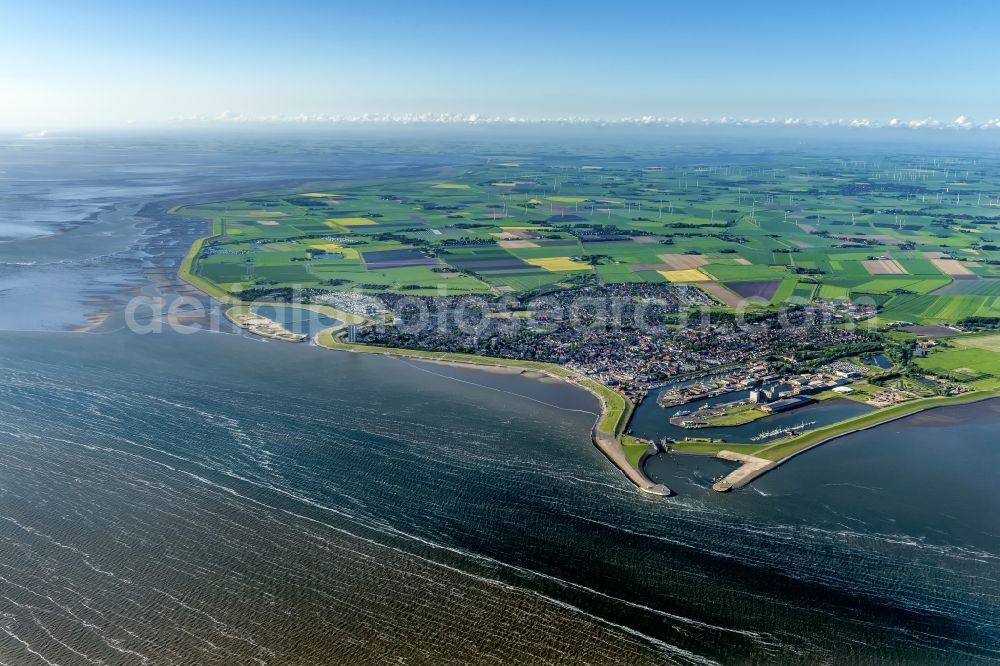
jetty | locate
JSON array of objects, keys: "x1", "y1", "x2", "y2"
[
  {"x1": 592, "y1": 429, "x2": 672, "y2": 496},
  {"x1": 711, "y1": 451, "x2": 776, "y2": 492},
  {"x1": 749, "y1": 420, "x2": 815, "y2": 442}
]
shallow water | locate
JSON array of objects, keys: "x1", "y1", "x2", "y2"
[
  {"x1": 253, "y1": 305, "x2": 341, "y2": 336},
  {"x1": 0, "y1": 135, "x2": 451, "y2": 331},
  {"x1": 1, "y1": 328, "x2": 997, "y2": 664}
]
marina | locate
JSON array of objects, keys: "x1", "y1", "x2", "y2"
[
  {"x1": 631, "y1": 382, "x2": 875, "y2": 447},
  {"x1": 750, "y1": 421, "x2": 817, "y2": 442}
]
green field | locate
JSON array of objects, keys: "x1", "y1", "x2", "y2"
[
  {"x1": 915, "y1": 337, "x2": 1000, "y2": 389},
  {"x1": 175, "y1": 158, "x2": 1000, "y2": 317},
  {"x1": 621, "y1": 435, "x2": 651, "y2": 467}
]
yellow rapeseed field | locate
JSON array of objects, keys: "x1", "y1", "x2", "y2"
[
  {"x1": 525, "y1": 257, "x2": 590, "y2": 272},
  {"x1": 658, "y1": 268, "x2": 712, "y2": 282}
]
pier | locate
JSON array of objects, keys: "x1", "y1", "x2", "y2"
[
  {"x1": 711, "y1": 451, "x2": 776, "y2": 492},
  {"x1": 593, "y1": 429, "x2": 673, "y2": 495},
  {"x1": 750, "y1": 420, "x2": 816, "y2": 442}
]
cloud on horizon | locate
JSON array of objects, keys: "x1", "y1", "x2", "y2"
[{"x1": 146, "y1": 112, "x2": 1000, "y2": 131}]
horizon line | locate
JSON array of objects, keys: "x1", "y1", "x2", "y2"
[{"x1": 10, "y1": 113, "x2": 1000, "y2": 137}]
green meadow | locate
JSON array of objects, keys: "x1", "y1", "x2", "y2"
[{"x1": 176, "y1": 156, "x2": 1000, "y2": 325}]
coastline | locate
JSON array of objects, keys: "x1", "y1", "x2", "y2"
[
  {"x1": 313, "y1": 328, "x2": 672, "y2": 496},
  {"x1": 180, "y1": 239, "x2": 999, "y2": 499},
  {"x1": 223, "y1": 303, "x2": 366, "y2": 342},
  {"x1": 171, "y1": 192, "x2": 995, "y2": 500},
  {"x1": 176, "y1": 230, "x2": 671, "y2": 497},
  {"x1": 170, "y1": 194, "x2": 658, "y2": 496},
  {"x1": 224, "y1": 306, "x2": 307, "y2": 342}
]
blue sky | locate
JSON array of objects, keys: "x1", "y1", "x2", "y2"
[{"x1": 2, "y1": 0, "x2": 999, "y2": 130}]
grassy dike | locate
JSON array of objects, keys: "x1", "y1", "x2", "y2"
[
  {"x1": 753, "y1": 389, "x2": 1000, "y2": 462},
  {"x1": 670, "y1": 389, "x2": 997, "y2": 456},
  {"x1": 698, "y1": 389, "x2": 999, "y2": 492},
  {"x1": 178, "y1": 234, "x2": 236, "y2": 303}
]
